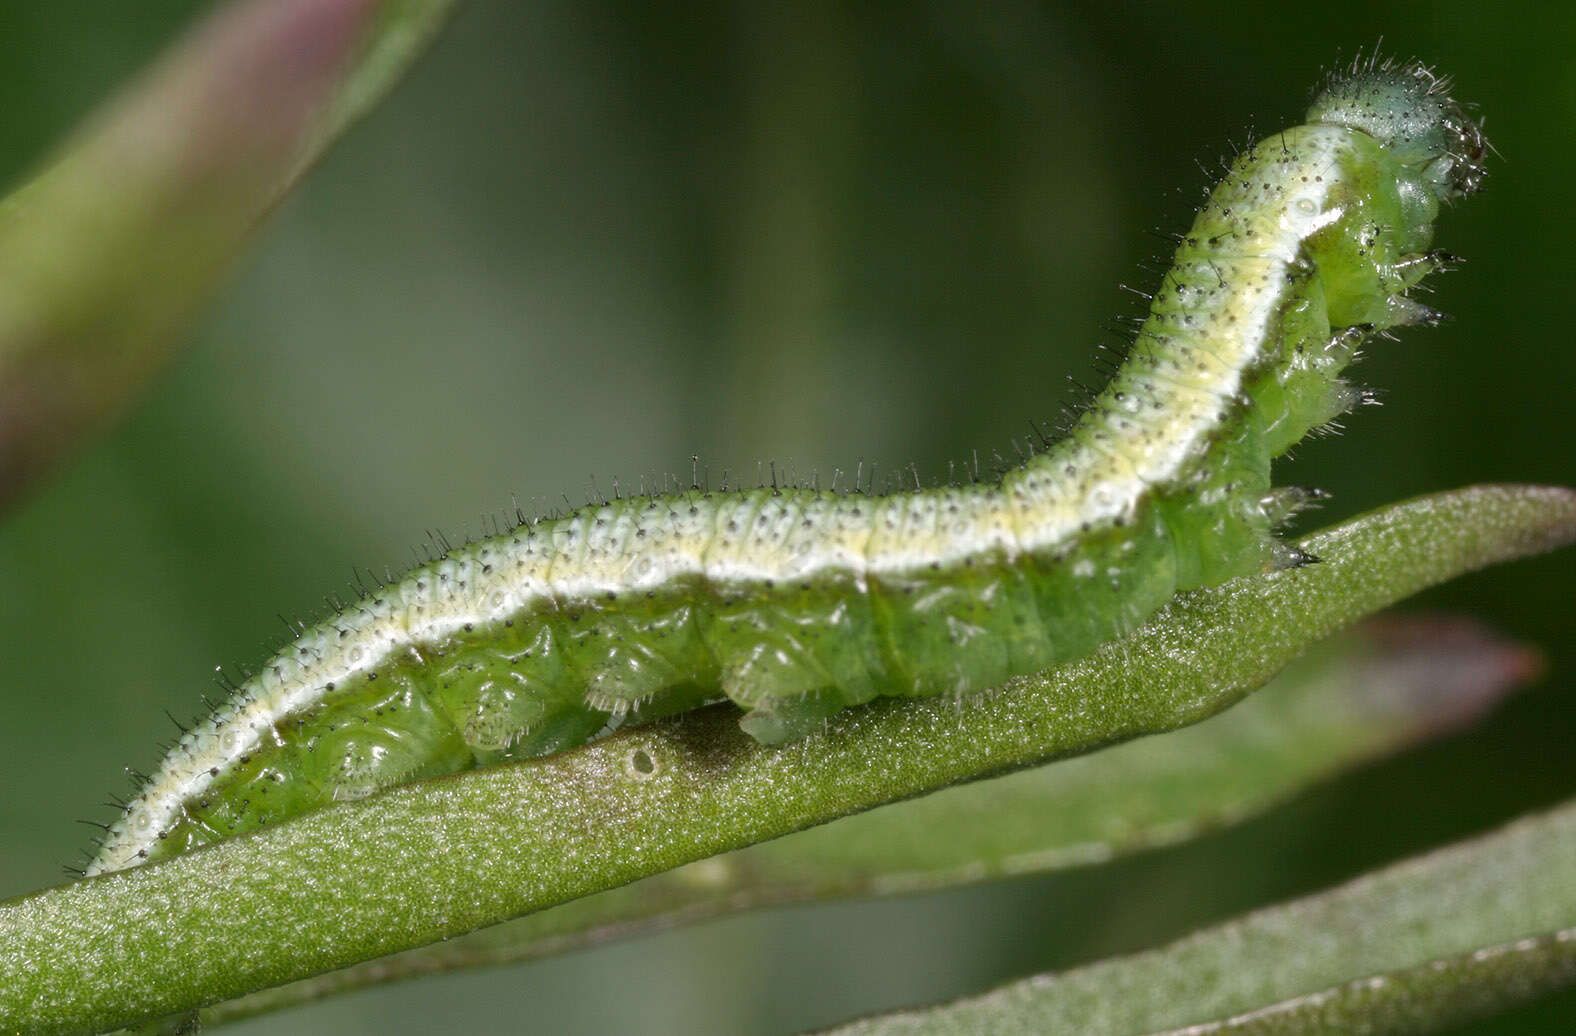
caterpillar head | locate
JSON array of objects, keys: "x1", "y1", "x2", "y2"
[{"x1": 1307, "y1": 58, "x2": 1488, "y2": 202}]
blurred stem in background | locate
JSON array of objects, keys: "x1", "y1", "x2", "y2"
[{"x1": 0, "y1": 0, "x2": 460, "y2": 512}]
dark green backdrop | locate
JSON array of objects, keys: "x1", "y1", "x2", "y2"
[{"x1": 2, "y1": 1, "x2": 1572, "y2": 1032}]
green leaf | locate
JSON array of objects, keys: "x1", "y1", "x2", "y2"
[
  {"x1": 183, "y1": 614, "x2": 1539, "y2": 1031},
  {"x1": 0, "y1": 0, "x2": 461, "y2": 510},
  {"x1": 1, "y1": 483, "x2": 1572, "y2": 1034},
  {"x1": 818, "y1": 799, "x2": 1576, "y2": 1035}
]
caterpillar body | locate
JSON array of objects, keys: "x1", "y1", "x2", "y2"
[{"x1": 87, "y1": 60, "x2": 1486, "y2": 876}]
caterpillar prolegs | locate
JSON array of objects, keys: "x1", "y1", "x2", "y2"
[{"x1": 86, "y1": 59, "x2": 1487, "y2": 876}]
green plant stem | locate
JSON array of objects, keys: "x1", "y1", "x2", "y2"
[
  {"x1": 0, "y1": 0, "x2": 462, "y2": 511},
  {"x1": 1, "y1": 483, "x2": 1572, "y2": 1034},
  {"x1": 181, "y1": 614, "x2": 1536, "y2": 1032},
  {"x1": 821, "y1": 800, "x2": 1576, "y2": 1035}
]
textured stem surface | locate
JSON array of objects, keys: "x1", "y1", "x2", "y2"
[
  {"x1": 822, "y1": 800, "x2": 1576, "y2": 1035},
  {"x1": 170, "y1": 614, "x2": 1540, "y2": 1031},
  {"x1": 1, "y1": 484, "x2": 1572, "y2": 1034}
]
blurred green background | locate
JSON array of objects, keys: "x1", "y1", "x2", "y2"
[{"x1": 2, "y1": 1, "x2": 1574, "y2": 1032}]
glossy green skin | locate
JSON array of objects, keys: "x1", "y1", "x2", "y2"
[{"x1": 95, "y1": 68, "x2": 1484, "y2": 873}]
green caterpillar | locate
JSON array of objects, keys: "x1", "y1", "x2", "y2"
[{"x1": 87, "y1": 59, "x2": 1486, "y2": 876}]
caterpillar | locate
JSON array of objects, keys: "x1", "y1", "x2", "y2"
[{"x1": 85, "y1": 58, "x2": 1486, "y2": 876}]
